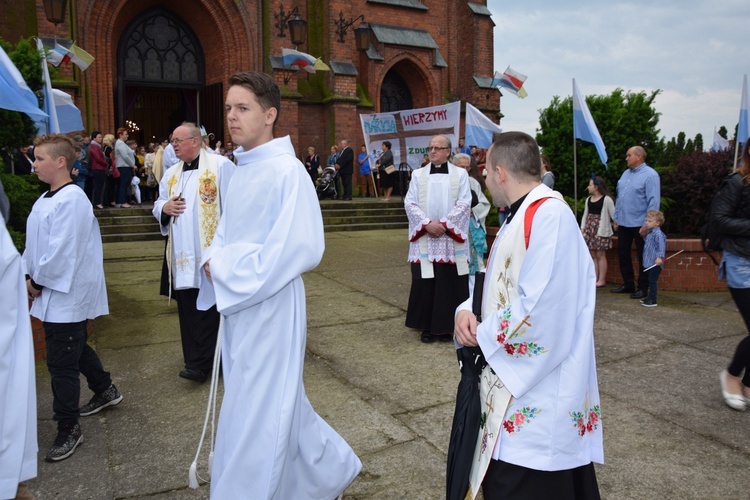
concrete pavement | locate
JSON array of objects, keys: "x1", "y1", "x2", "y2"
[{"x1": 26, "y1": 229, "x2": 750, "y2": 499}]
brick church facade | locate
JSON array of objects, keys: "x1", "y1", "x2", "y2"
[{"x1": 2, "y1": 0, "x2": 500, "y2": 161}]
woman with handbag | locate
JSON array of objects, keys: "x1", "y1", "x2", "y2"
[
  {"x1": 713, "y1": 140, "x2": 750, "y2": 411},
  {"x1": 376, "y1": 141, "x2": 396, "y2": 202}
]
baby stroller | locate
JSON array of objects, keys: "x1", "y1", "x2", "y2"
[{"x1": 316, "y1": 165, "x2": 338, "y2": 200}]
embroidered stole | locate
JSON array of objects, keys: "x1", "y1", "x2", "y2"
[
  {"x1": 416, "y1": 165, "x2": 469, "y2": 279},
  {"x1": 165, "y1": 149, "x2": 221, "y2": 296},
  {"x1": 465, "y1": 188, "x2": 564, "y2": 500}
]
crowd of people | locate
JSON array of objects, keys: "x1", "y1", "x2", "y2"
[
  {"x1": 3, "y1": 78, "x2": 750, "y2": 499},
  {"x1": 3, "y1": 129, "x2": 242, "y2": 212}
]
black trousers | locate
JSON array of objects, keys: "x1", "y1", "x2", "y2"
[
  {"x1": 92, "y1": 169, "x2": 107, "y2": 206},
  {"x1": 617, "y1": 225, "x2": 648, "y2": 290},
  {"x1": 44, "y1": 320, "x2": 112, "y2": 426},
  {"x1": 482, "y1": 460, "x2": 600, "y2": 500},
  {"x1": 174, "y1": 287, "x2": 220, "y2": 372},
  {"x1": 340, "y1": 172, "x2": 353, "y2": 199},
  {"x1": 727, "y1": 287, "x2": 750, "y2": 385},
  {"x1": 405, "y1": 262, "x2": 469, "y2": 336}
]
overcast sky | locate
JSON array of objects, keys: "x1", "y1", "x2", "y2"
[{"x1": 486, "y1": 0, "x2": 749, "y2": 151}]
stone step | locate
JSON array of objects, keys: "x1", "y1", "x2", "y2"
[
  {"x1": 325, "y1": 222, "x2": 408, "y2": 232},
  {"x1": 95, "y1": 200, "x2": 407, "y2": 240},
  {"x1": 102, "y1": 231, "x2": 164, "y2": 243},
  {"x1": 100, "y1": 223, "x2": 161, "y2": 235},
  {"x1": 322, "y1": 214, "x2": 407, "y2": 225},
  {"x1": 96, "y1": 215, "x2": 157, "y2": 225},
  {"x1": 321, "y1": 208, "x2": 405, "y2": 217},
  {"x1": 94, "y1": 207, "x2": 153, "y2": 217}
]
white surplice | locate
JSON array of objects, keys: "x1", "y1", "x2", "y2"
[
  {"x1": 405, "y1": 163, "x2": 472, "y2": 266},
  {"x1": 22, "y1": 184, "x2": 108, "y2": 322},
  {"x1": 0, "y1": 224, "x2": 37, "y2": 499},
  {"x1": 197, "y1": 136, "x2": 361, "y2": 499},
  {"x1": 459, "y1": 184, "x2": 603, "y2": 473}
]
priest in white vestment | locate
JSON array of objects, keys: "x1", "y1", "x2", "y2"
[
  {"x1": 153, "y1": 122, "x2": 234, "y2": 383},
  {"x1": 405, "y1": 135, "x2": 472, "y2": 343},
  {"x1": 196, "y1": 71, "x2": 361, "y2": 498},
  {"x1": 0, "y1": 185, "x2": 37, "y2": 499},
  {"x1": 455, "y1": 132, "x2": 603, "y2": 499}
]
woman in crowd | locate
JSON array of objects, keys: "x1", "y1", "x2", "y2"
[
  {"x1": 713, "y1": 141, "x2": 750, "y2": 411},
  {"x1": 304, "y1": 146, "x2": 320, "y2": 184},
  {"x1": 581, "y1": 174, "x2": 615, "y2": 288},
  {"x1": 376, "y1": 141, "x2": 395, "y2": 202},
  {"x1": 145, "y1": 144, "x2": 157, "y2": 203},
  {"x1": 114, "y1": 128, "x2": 135, "y2": 208},
  {"x1": 89, "y1": 131, "x2": 108, "y2": 210},
  {"x1": 453, "y1": 153, "x2": 490, "y2": 284},
  {"x1": 102, "y1": 133, "x2": 117, "y2": 207}
]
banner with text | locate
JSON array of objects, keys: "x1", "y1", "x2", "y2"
[{"x1": 360, "y1": 101, "x2": 460, "y2": 171}]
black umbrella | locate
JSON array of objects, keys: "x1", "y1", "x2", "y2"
[{"x1": 446, "y1": 345, "x2": 486, "y2": 500}]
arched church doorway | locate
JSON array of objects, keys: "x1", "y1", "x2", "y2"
[{"x1": 117, "y1": 9, "x2": 222, "y2": 145}]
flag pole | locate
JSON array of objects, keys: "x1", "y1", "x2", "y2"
[{"x1": 573, "y1": 79, "x2": 578, "y2": 216}]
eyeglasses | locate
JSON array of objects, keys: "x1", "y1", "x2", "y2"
[
  {"x1": 171, "y1": 137, "x2": 194, "y2": 145},
  {"x1": 427, "y1": 146, "x2": 450, "y2": 151}
]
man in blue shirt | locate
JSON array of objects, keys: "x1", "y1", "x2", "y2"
[{"x1": 611, "y1": 146, "x2": 661, "y2": 298}]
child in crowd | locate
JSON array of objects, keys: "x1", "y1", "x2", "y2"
[
  {"x1": 24, "y1": 134, "x2": 122, "y2": 463},
  {"x1": 581, "y1": 174, "x2": 615, "y2": 287},
  {"x1": 641, "y1": 209, "x2": 666, "y2": 307}
]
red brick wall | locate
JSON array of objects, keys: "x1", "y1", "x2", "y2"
[
  {"x1": 605, "y1": 237, "x2": 725, "y2": 292},
  {"x1": 7, "y1": 0, "x2": 499, "y2": 151},
  {"x1": 486, "y1": 231, "x2": 724, "y2": 293}
]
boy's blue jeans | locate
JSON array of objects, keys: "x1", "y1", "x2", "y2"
[{"x1": 647, "y1": 266, "x2": 662, "y2": 302}]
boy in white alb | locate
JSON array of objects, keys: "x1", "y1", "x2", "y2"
[
  {"x1": 195, "y1": 72, "x2": 361, "y2": 498},
  {"x1": 23, "y1": 135, "x2": 122, "y2": 463}
]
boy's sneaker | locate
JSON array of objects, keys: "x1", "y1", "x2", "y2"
[
  {"x1": 79, "y1": 384, "x2": 123, "y2": 416},
  {"x1": 45, "y1": 422, "x2": 83, "y2": 462},
  {"x1": 641, "y1": 299, "x2": 658, "y2": 308}
]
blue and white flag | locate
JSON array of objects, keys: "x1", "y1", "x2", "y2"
[
  {"x1": 52, "y1": 89, "x2": 83, "y2": 133},
  {"x1": 35, "y1": 38, "x2": 60, "y2": 134},
  {"x1": 738, "y1": 74, "x2": 749, "y2": 145},
  {"x1": 713, "y1": 127, "x2": 730, "y2": 152},
  {"x1": 0, "y1": 44, "x2": 47, "y2": 121},
  {"x1": 572, "y1": 78, "x2": 607, "y2": 167},
  {"x1": 464, "y1": 102, "x2": 502, "y2": 149}
]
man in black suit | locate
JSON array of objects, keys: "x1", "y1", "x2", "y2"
[{"x1": 335, "y1": 139, "x2": 354, "y2": 200}]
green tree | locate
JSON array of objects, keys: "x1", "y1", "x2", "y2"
[
  {"x1": 536, "y1": 88, "x2": 663, "y2": 206},
  {"x1": 694, "y1": 133, "x2": 704, "y2": 153},
  {"x1": 0, "y1": 37, "x2": 42, "y2": 155}
]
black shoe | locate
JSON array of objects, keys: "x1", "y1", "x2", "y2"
[
  {"x1": 611, "y1": 285, "x2": 635, "y2": 294},
  {"x1": 79, "y1": 384, "x2": 123, "y2": 416},
  {"x1": 179, "y1": 368, "x2": 208, "y2": 383},
  {"x1": 641, "y1": 298, "x2": 658, "y2": 308},
  {"x1": 437, "y1": 334, "x2": 454, "y2": 343},
  {"x1": 420, "y1": 331, "x2": 436, "y2": 343},
  {"x1": 45, "y1": 423, "x2": 83, "y2": 462},
  {"x1": 630, "y1": 289, "x2": 647, "y2": 299}
]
